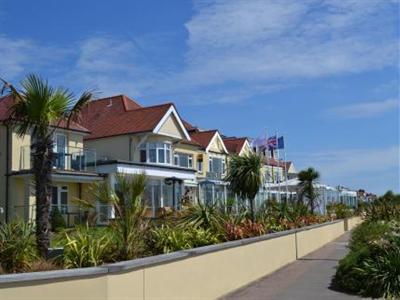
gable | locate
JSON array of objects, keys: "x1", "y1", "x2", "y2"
[
  {"x1": 158, "y1": 114, "x2": 186, "y2": 139},
  {"x1": 239, "y1": 140, "x2": 252, "y2": 156},
  {"x1": 207, "y1": 133, "x2": 228, "y2": 154}
]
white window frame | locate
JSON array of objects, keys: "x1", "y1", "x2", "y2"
[
  {"x1": 51, "y1": 185, "x2": 68, "y2": 213},
  {"x1": 174, "y1": 152, "x2": 193, "y2": 169},
  {"x1": 140, "y1": 142, "x2": 172, "y2": 165}
]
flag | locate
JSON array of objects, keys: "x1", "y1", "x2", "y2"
[
  {"x1": 277, "y1": 136, "x2": 284, "y2": 149},
  {"x1": 267, "y1": 135, "x2": 277, "y2": 150}
]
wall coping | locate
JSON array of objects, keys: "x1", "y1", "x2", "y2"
[{"x1": 0, "y1": 219, "x2": 345, "y2": 284}]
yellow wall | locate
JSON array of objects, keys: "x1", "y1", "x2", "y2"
[
  {"x1": 145, "y1": 234, "x2": 296, "y2": 299},
  {"x1": 158, "y1": 114, "x2": 185, "y2": 139},
  {"x1": 11, "y1": 127, "x2": 31, "y2": 171},
  {"x1": 86, "y1": 135, "x2": 130, "y2": 161},
  {"x1": 0, "y1": 125, "x2": 7, "y2": 222},
  {"x1": 296, "y1": 221, "x2": 345, "y2": 258},
  {"x1": 10, "y1": 128, "x2": 85, "y2": 171},
  {"x1": 0, "y1": 276, "x2": 108, "y2": 300}
]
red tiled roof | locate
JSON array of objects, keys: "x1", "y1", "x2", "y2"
[
  {"x1": 223, "y1": 137, "x2": 248, "y2": 154},
  {"x1": 182, "y1": 119, "x2": 196, "y2": 131},
  {"x1": 264, "y1": 157, "x2": 288, "y2": 168},
  {"x1": 0, "y1": 95, "x2": 90, "y2": 133},
  {"x1": 82, "y1": 97, "x2": 174, "y2": 140},
  {"x1": 189, "y1": 130, "x2": 218, "y2": 149}
]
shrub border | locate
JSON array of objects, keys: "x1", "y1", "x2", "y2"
[{"x1": 0, "y1": 219, "x2": 344, "y2": 284}]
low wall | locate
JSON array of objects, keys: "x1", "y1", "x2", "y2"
[
  {"x1": 0, "y1": 217, "x2": 359, "y2": 300},
  {"x1": 345, "y1": 216, "x2": 362, "y2": 231}
]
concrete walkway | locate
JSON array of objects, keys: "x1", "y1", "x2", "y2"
[{"x1": 223, "y1": 232, "x2": 366, "y2": 300}]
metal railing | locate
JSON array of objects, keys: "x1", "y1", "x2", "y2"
[
  {"x1": 206, "y1": 172, "x2": 224, "y2": 181},
  {"x1": 20, "y1": 145, "x2": 97, "y2": 172},
  {"x1": 13, "y1": 204, "x2": 114, "y2": 227}
]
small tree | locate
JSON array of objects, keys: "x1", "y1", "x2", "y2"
[
  {"x1": 225, "y1": 153, "x2": 264, "y2": 221},
  {"x1": 297, "y1": 167, "x2": 320, "y2": 214}
]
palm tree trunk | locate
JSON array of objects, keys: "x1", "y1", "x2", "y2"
[
  {"x1": 249, "y1": 198, "x2": 255, "y2": 222},
  {"x1": 32, "y1": 136, "x2": 53, "y2": 258}
]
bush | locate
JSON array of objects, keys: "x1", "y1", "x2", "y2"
[
  {"x1": 63, "y1": 225, "x2": 114, "y2": 268},
  {"x1": 334, "y1": 219, "x2": 400, "y2": 298},
  {"x1": 150, "y1": 224, "x2": 220, "y2": 254},
  {"x1": 50, "y1": 207, "x2": 66, "y2": 232},
  {"x1": 224, "y1": 220, "x2": 265, "y2": 241},
  {"x1": 326, "y1": 203, "x2": 352, "y2": 219},
  {"x1": 0, "y1": 221, "x2": 38, "y2": 273},
  {"x1": 349, "y1": 220, "x2": 390, "y2": 252}
]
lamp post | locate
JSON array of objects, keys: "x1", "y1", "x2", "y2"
[{"x1": 164, "y1": 177, "x2": 183, "y2": 210}]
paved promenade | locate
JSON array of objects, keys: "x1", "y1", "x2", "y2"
[{"x1": 223, "y1": 232, "x2": 366, "y2": 300}]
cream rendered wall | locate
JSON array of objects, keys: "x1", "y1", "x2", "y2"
[
  {"x1": 11, "y1": 127, "x2": 31, "y2": 171},
  {"x1": 85, "y1": 135, "x2": 130, "y2": 161},
  {"x1": 0, "y1": 125, "x2": 7, "y2": 222},
  {"x1": 0, "y1": 276, "x2": 108, "y2": 300},
  {"x1": 158, "y1": 114, "x2": 185, "y2": 139},
  {"x1": 239, "y1": 141, "x2": 252, "y2": 156},
  {"x1": 144, "y1": 234, "x2": 296, "y2": 299}
]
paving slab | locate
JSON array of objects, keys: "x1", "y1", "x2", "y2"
[{"x1": 223, "y1": 231, "x2": 367, "y2": 300}]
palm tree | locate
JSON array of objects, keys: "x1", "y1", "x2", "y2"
[
  {"x1": 297, "y1": 167, "x2": 320, "y2": 214},
  {"x1": 225, "y1": 153, "x2": 264, "y2": 221},
  {"x1": 1, "y1": 74, "x2": 93, "y2": 257}
]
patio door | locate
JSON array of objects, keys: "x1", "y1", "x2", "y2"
[
  {"x1": 51, "y1": 185, "x2": 68, "y2": 213},
  {"x1": 54, "y1": 134, "x2": 67, "y2": 169}
]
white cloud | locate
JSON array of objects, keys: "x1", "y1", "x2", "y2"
[
  {"x1": 328, "y1": 98, "x2": 399, "y2": 118},
  {"x1": 181, "y1": 0, "x2": 397, "y2": 88},
  {"x1": 0, "y1": 35, "x2": 72, "y2": 82},
  {"x1": 293, "y1": 145, "x2": 400, "y2": 193},
  {"x1": 0, "y1": 0, "x2": 398, "y2": 105},
  {"x1": 67, "y1": 37, "x2": 161, "y2": 97}
]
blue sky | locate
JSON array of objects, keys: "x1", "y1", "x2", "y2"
[{"x1": 0, "y1": 0, "x2": 399, "y2": 194}]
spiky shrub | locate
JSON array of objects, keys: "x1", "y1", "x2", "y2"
[
  {"x1": 86, "y1": 173, "x2": 148, "y2": 260},
  {"x1": 150, "y1": 224, "x2": 220, "y2": 254},
  {"x1": 63, "y1": 225, "x2": 113, "y2": 268},
  {"x1": 326, "y1": 203, "x2": 352, "y2": 219},
  {"x1": 179, "y1": 202, "x2": 225, "y2": 233},
  {"x1": 0, "y1": 221, "x2": 38, "y2": 273}
]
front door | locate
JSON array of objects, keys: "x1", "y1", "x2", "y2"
[{"x1": 51, "y1": 185, "x2": 68, "y2": 214}]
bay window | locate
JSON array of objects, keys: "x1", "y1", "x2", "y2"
[{"x1": 139, "y1": 142, "x2": 171, "y2": 164}]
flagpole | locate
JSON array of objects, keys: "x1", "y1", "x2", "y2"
[
  {"x1": 283, "y1": 136, "x2": 289, "y2": 201},
  {"x1": 276, "y1": 130, "x2": 281, "y2": 203},
  {"x1": 265, "y1": 128, "x2": 270, "y2": 203}
]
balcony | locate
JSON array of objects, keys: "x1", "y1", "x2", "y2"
[
  {"x1": 206, "y1": 171, "x2": 224, "y2": 181},
  {"x1": 20, "y1": 145, "x2": 97, "y2": 172}
]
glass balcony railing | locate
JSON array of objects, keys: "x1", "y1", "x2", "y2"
[
  {"x1": 20, "y1": 145, "x2": 97, "y2": 172},
  {"x1": 206, "y1": 171, "x2": 224, "y2": 181}
]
